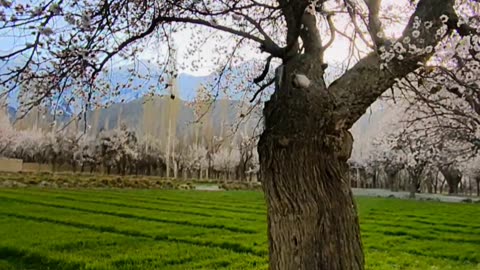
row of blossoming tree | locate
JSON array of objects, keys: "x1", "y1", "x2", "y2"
[
  {"x1": 349, "y1": 13, "x2": 480, "y2": 196},
  {"x1": 0, "y1": 106, "x2": 259, "y2": 181}
]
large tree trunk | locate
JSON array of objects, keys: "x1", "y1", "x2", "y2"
[
  {"x1": 425, "y1": 171, "x2": 434, "y2": 194},
  {"x1": 408, "y1": 170, "x2": 422, "y2": 199},
  {"x1": 372, "y1": 169, "x2": 377, "y2": 189},
  {"x1": 386, "y1": 172, "x2": 397, "y2": 191},
  {"x1": 476, "y1": 177, "x2": 480, "y2": 197},
  {"x1": 259, "y1": 131, "x2": 363, "y2": 270},
  {"x1": 440, "y1": 166, "x2": 462, "y2": 195},
  {"x1": 385, "y1": 164, "x2": 403, "y2": 192},
  {"x1": 409, "y1": 179, "x2": 417, "y2": 199},
  {"x1": 258, "y1": 55, "x2": 363, "y2": 270}
]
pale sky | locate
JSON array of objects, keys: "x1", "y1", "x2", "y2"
[
  {"x1": 0, "y1": 0, "x2": 410, "y2": 78},
  {"x1": 138, "y1": 0, "x2": 410, "y2": 76}
]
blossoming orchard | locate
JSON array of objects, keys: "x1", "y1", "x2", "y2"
[{"x1": 1, "y1": 0, "x2": 480, "y2": 269}]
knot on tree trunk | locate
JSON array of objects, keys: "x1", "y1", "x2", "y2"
[{"x1": 331, "y1": 129, "x2": 353, "y2": 162}]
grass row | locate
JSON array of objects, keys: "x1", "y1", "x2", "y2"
[
  {"x1": 0, "y1": 217, "x2": 267, "y2": 270},
  {"x1": 6, "y1": 188, "x2": 267, "y2": 219},
  {"x1": 0, "y1": 192, "x2": 260, "y2": 234}
]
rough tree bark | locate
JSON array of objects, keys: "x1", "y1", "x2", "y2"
[
  {"x1": 259, "y1": 55, "x2": 363, "y2": 270},
  {"x1": 257, "y1": 0, "x2": 459, "y2": 268}
]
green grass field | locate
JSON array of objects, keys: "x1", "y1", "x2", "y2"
[{"x1": 0, "y1": 189, "x2": 478, "y2": 270}]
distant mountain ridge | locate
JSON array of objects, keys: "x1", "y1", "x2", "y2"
[{"x1": 10, "y1": 95, "x2": 262, "y2": 139}]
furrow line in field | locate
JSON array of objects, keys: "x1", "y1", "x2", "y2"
[
  {"x1": 0, "y1": 190, "x2": 260, "y2": 222},
  {"x1": 24, "y1": 188, "x2": 266, "y2": 210},
  {"x1": 54, "y1": 188, "x2": 266, "y2": 212},
  {"x1": 110, "y1": 255, "x2": 198, "y2": 269},
  {"x1": 361, "y1": 220, "x2": 480, "y2": 237},
  {"x1": 0, "y1": 246, "x2": 85, "y2": 270},
  {"x1": 367, "y1": 229, "x2": 480, "y2": 245},
  {"x1": 0, "y1": 245, "x2": 213, "y2": 270},
  {"x1": 59, "y1": 196, "x2": 261, "y2": 222},
  {"x1": 0, "y1": 212, "x2": 267, "y2": 257},
  {"x1": 122, "y1": 195, "x2": 267, "y2": 215},
  {"x1": 0, "y1": 196, "x2": 257, "y2": 234},
  {"x1": 363, "y1": 211, "x2": 480, "y2": 230},
  {"x1": 8, "y1": 189, "x2": 268, "y2": 216},
  {"x1": 366, "y1": 245, "x2": 479, "y2": 264},
  {"x1": 105, "y1": 190, "x2": 266, "y2": 209}
]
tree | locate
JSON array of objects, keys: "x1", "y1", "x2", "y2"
[
  {"x1": 212, "y1": 146, "x2": 241, "y2": 180},
  {"x1": 96, "y1": 129, "x2": 121, "y2": 174},
  {"x1": 391, "y1": 23, "x2": 480, "y2": 152},
  {"x1": 0, "y1": 0, "x2": 477, "y2": 269},
  {"x1": 0, "y1": 107, "x2": 13, "y2": 155},
  {"x1": 236, "y1": 133, "x2": 257, "y2": 181},
  {"x1": 477, "y1": 175, "x2": 480, "y2": 197},
  {"x1": 136, "y1": 136, "x2": 166, "y2": 176},
  {"x1": 459, "y1": 154, "x2": 480, "y2": 197},
  {"x1": 440, "y1": 165, "x2": 462, "y2": 194},
  {"x1": 367, "y1": 98, "x2": 475, "y2": 196},
  {"x1": 74, "y1": 135, "x2": 98, "y2": 173}
]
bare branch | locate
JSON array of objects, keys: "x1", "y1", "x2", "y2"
[{"x1": 250, "y1": 78, "x2": 275, "y2": 103}]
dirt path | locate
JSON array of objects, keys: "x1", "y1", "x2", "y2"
[{"x1": 352, "y1": 188, "x2": 480, "y2": 203}]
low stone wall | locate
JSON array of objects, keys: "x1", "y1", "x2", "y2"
[
  {"x1": 0, "y1": 158, "x2": 23, "y2": 172},
  {"x1": 22, "y1": 163, "x2": 75, "y2": 173},
  {"x1": 22, "y1": 162, "x2": 51, "y2": 172},
  {"x1": 0, "y1": 160, "x2": 74, "y2": 173}
]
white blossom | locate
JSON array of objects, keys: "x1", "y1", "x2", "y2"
[
  {"x1": 408, "y1": 44, "x2": 419, "y2": 54},
  {"x1": 457, "y1": 16, "x2": 467, "y2": 27},
  {"x1": 412, "y1": 30, "x2": 421, "y2": 38},
  {"x1": 380, "y1": 51, "x2": 393, "y2": 62},
  {"x1": 413, "y1": 21, "x2": 421, "y2": 29},
  {"x1": 305, "y1": 0, "x2": 318, "y2": 15},
  {"x1": 394, "y1": 42, "x2": 406, "y2": 54},
  {"x1": 440, "y1": 14, "x2": 449, "y2": 23},
  {"x1": 436, "y1": 24, "x2": 448, "y2": 38}
]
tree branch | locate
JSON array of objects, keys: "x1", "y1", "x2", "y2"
[
  {"x1": 253, "y1": 55, "x2": 273, "y2": 84},
  {"x1": 156, "y1": 15, "x2": 283, "y2": 57},
  {"x1": 329, "y1": 0, "x2": 458, "y2": 128},
  {"x1": 321, "y1": 13, "x2": 336, "y2": 51},
  {"x1": 363, "y1": 0, "x2": 385, "y2": 47},
  {"x1": 250, "y1": 78, "x2": 274, "y2": 102}
]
